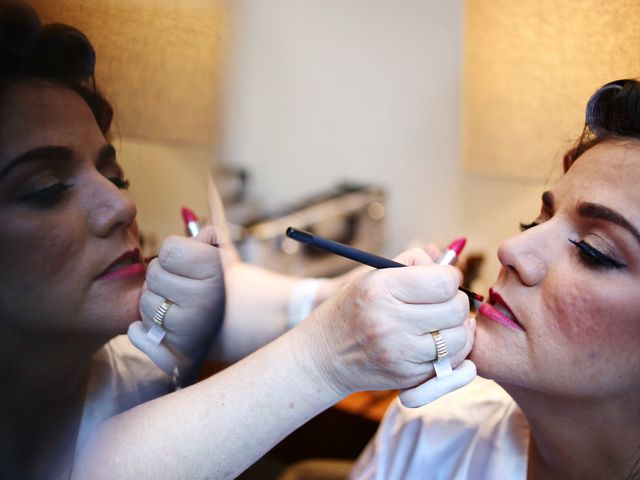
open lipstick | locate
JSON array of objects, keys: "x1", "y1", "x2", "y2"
[
  {"x1": 439, "y1": 237, "x2": 466, "y2": 266},
  {"x1": 97, "y1": 249, "x2": 146, "y2": 281},
  {"x1": 181, "y1": 207, "x2": 200, "y2": 237},
  {"x1": 478, "y1": 288, "x2": 524, "y2": 331}
]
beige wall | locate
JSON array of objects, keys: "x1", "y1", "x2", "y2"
[
  {"x1": 220, "y1": 0, "x2": 467, "y2": 258},
  {"x1": 463, "y1": 0, "x2": 640, "y2": 180}
]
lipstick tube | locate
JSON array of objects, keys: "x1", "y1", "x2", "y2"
[
  {"x1": 181, "y1": 207, "x2": 200, "y2": 237},
  {"x1": 439, "y1": 237, "x2": 466, "y2": 266}
]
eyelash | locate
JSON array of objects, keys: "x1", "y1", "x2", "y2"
[
  {"x1": 519, "y1": 220, "x2": 625, "y2": 269},
  {"x1": 569, "y1": 239, "x2": 625, "y2": 269},
  {"x1": 109, "y1": 177, "x2": 130, "y2": 190},
  {"x1": 18, "y1": 176, "x2": 129, "y2": 206},
  {"x1": 519, "y1": 221, "x2": 539, "y2": 231},
  {"x1": 18, "y1": 183, "x2": 74, "y2": 205}
]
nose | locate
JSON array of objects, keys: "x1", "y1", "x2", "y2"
[
  {"x1": 497, "y1": 224, "x2": 550, "y2": 286},
  {"x1": 84, "y1": 172, "x2": 137, "y2": 238}
]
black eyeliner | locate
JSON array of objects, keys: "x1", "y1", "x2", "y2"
[
  {"x1": 569, "y1": 239, "x2": 625, "y2": 269},
  {"x1": 16, "y1": 183, "x2": 73, "y2": 203}
]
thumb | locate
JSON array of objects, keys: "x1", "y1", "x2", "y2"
[
  {"x1": 194, "y1": 224, "x2": 222, "y2": 246},
  {"x1": 393, "y1": 247, "x2": 436, "y2": 267}
]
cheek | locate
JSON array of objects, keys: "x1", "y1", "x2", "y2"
[
  {"x1": 0, "y1": 210, "x2": 88, "y2": 319},
  {"x1": 13, "y1": 214, "x2": 86, "y2": 280},
  {"x1": 546, "y1": 276, "x2": 640, "y2": 361}
]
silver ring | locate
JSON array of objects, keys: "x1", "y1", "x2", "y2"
[
  {"x1": 152, "y1": 299, "x2": 173, "y2": 328},
  {"x1": 430, "y1": 330, "x2": 449, "y2": 361}
]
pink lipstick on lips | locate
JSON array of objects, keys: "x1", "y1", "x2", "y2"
[
  {"x1": 479, "y1": 288, "x2": 524, "y2": 331},
  {"x1": 97, "y1": 249, "x2": 146, "y2": 281}
]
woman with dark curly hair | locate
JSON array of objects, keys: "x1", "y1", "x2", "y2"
[
  {"x1": 0, "y1": 2, "x2": 474, "y2": 478},
  {"x1": 349, "y1": 80, "x2": 640, "y2": 480}
]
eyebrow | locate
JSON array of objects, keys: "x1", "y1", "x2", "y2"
[
  {"x1": 577, "y1": 201, "x2": 640, "y2": 246},
  {"x1": 0, "y1": 144, "x2": 116, "y2": 179}
]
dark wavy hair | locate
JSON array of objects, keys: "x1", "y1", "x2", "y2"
[
  {"x1": 0, "y1": 0, "x2": 112, "y2": 133},
  {"x1": 564, "y1": 79, "x2": 640, "y2": 172}
]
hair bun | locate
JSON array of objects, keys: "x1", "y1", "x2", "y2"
[
  {"x1": 586, "y1": 79, "x2": 640, "y2": 137},
  {"x1": 1, "y1": 2, "x2": 95, "y2": 82},
  {"x1": 30, "y1": 23, "x2": 96, "y2": 81},
  {"x1": 0, "y1": 0, "x2": 40, "y2": 54},
  {"x1": 0, "y1": 0, "x2": 40, "y2": 73}
]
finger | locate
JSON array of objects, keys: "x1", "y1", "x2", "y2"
[
  {"x1": 146, "y1": 259, "x2": 220, "y2": 307},
  {"x1": 399, "y1": 360, "x2": 476, "y2": 408},
  {"x1": 423, "y1": 243, "x2": 442, "y2": 262},
  {"x1": 373, "y1": 264, "x2": 460, "y2": 304},
  {"x1": 450, "y1": 315, "x2": 476, "y2": 365},
  {"x1": 407, "y1": 325, "x2": 468, "y2": 364},
  {"x1": 139, "y1": 287, "x2": 179, "y2": 331},
  {"x1": 436, "y1": 315, "x2": 475, "y2": 376},
  {"x1": 391, "y1": 290, "x2": 470, "y2": 333},
  {"x1": 128, "y1": 321, "x2": 180, "y2": 376},
  {"x1": 194, "y1": 224, "x2": 221, "y2": 246},
  {"x1": 393, "y1": 247, "x2": 435, "y2": 266},
  {"x1": 158, "y1": 235, "x2": 222, "y2": 280}
]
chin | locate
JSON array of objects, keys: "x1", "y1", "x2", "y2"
[
  {"x1": 86, "y1": 280, "x2": 143, "y2": 335},
  {"x1": 469, "y1": 321, "x2": 518, "y2": 382}
]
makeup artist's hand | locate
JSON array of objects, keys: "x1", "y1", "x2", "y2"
[
  {"x1": 128, "y1": 226, "x2": 225, "y2": 376},
  {"x1": 312, "y1": 244, "x2": 448, "y2": 307},
  {"x1": 296, "y1": 247, "x2": 475, "y2": 405}
]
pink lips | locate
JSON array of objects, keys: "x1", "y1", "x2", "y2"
[
  {"x1": 97, "y1": 249, "x2": 146, "y2": 281},
  {"x1": 479, "y1": 289, "x2": 524, "y2": 331}
]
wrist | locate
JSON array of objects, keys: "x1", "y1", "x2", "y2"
[{"x1": 287, "y1": 310, "x2": 351, "y2": 401}]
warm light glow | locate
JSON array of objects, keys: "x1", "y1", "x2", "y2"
[
  {"x1": 30, "y1": 0, "x2": 227, "y2": 146},
  {"x1": 463, "y1": 0, "x2": 640, "y2": 179}
]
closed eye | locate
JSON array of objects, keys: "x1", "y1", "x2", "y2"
[{"x1": 569, "y1": 239, "x2": 625, "y2": 269}]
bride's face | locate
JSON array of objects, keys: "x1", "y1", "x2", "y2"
[
  {"x1": 0, "y1": 83, "x2": 145, "y2": 336},
  {"x1": 471, "y1": 140, "x2": 640, "y2": 401}
]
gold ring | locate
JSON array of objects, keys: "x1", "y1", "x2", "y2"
[
  {"x1": 430, "y1": 330, "x2": 449, "y2": 361},
  {"x1": 152, "y1": 299, "x2": 173, "y2": 329}
]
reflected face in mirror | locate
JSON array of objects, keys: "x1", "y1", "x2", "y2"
[
  {"x1": 471, "y1": 140, "x2": 640, "y2": 401},
  {"x1": 0, "y1": 83, "x2": 144, "y2": 336}
]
